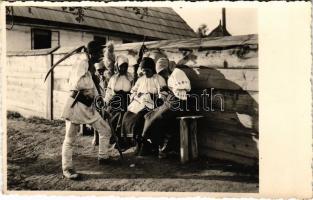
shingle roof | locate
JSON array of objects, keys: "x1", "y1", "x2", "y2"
[
  {"x1": 10, "y1": 6, "x2": 197, "y2": 40},
  {"x1": 207, "y1": 21, "x2": 231, "y2": 37}
]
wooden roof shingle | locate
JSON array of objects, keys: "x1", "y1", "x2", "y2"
[{"x1": 10, "y1": 6, "x2": 197, "y2": 40}]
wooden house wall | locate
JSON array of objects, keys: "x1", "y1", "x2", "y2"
[{"x1": 6, "y1": 51, "x2": 51, "y2": 118}]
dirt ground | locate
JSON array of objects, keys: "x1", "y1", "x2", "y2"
[{"x1": 6, "y1": 113, "x2": 258, "y2": 192}]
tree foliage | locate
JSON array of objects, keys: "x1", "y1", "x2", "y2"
[
  {"x1": 196, "y1": 24, "x2": 209, "y2": 38},
  {"x1": 124, "y1": 7, "x2": 149, "y2": 19}
]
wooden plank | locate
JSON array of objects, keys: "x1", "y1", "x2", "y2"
[
  {"x1": 54, "y1": 78, "x2": 69, "y2": 92},
  {"x1": 6, "y1": 72, "x2": 45, "y2": 79},
  {"x1": 181, "y1": 67, "x2": 258, "y2": 91},
  {"x1": 198, "y1": 129, "x2": 258, "y2": 158},
  {"x1": 113, "y1": 34, "x2": 258, "y2": 71},
  {"x1": 54, "y1": 66, "x2": 71, "y2": 79},
  {"x1": 188, "y1": 89, "x2": 258, "y2": 116},
  {"x1": 7, "y1": 89, "x2": 47, "y2": 102},
  {"x1": 7, "y1": 105, "x2": 46, "y2": 119},
  {"x1": 179, "y1": 119, "x2": 189, "y2": 164},
  {"x1": 53, "y1": 53, "x2": 82, "y2": 67},
  {"x1": 114, "y1": 34, "x2": 258, "y2": 51},
  {"x1": 198, "y1": 112, "x2": 259, "y2": 133},
  {"x1": 7, "y1": 99, "x2": 46, "y2": 114},
  {"x1": 7, "y1": 78, "x2": 46, "y2": 90},
  {"x1": 7, "y1": 56, "x2": 49, "y2": 73},
  {"x1": 117, "y1": 48, "x2": 257, "y2": 69},
  {"x1": 199, "y1": 147, "x2": 258, "y2": 167},
  {"x1": 7, "y1": 46, "x2": 59, "y2": 56},
  {"x1": 53, "y1": 90, "x2": 69, "y2": 119}
]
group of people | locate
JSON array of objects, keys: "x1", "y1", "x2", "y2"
[{"x1": 60, "y1": 41, "x2": 192, "y2": 180}]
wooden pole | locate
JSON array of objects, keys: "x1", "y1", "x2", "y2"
[
  {"x1": 180, "y1": 118, "x2": 189, "y2": 164},
  {"x1": 46, "y1": 53, "x2": 54, "y2": 120},
  {"x1": 189, "y1": 119, "x2": 199, "y2": 159}
]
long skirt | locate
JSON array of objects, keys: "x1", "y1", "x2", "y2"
[
  {"x1": 141, "y1": 99, "x2": 188, "y2": 153},
  {"x1": 121, "y1": 109, "x2": 149, "y2": 148},
  {"x1": 106, "y1": 91, "x2": 130, "y2": 146}
]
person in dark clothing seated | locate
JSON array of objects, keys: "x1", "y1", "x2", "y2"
[
  {"x1": 121, "y1": 57, "x2": 167, "y2": 154},
  {"x1": 140, "y1": 57, "x2": 192, "y2": 158}
]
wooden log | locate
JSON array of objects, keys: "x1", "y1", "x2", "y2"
[
  {"x1": 188, "y1": 89, "x2": 258, "y2": 116},
  {"x1": 114, "y1": 34, "x2": 257, "y2": 51},
  {"x1": 181, "y1": 67, "x2": 258, "y2": 91},
  {"x1": 114, "y1": 34, "x2": 258, "y2": 69},
  {"x1": 198, "y1": 112, "x2": 259, "y2": 133},
  {"x1": 198, "y1": 128, "x2": 258, "y2": 158},
  {"x1": 116, "y1": 47, "x2": 257, "y2": 69},
  {"x1": 179, "y1": 118, "x2": 189, "y2": 164},
  {"x1": 199, "y1": 147, "x2": 258, "y2": 167}
]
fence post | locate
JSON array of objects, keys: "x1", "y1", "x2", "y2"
[
  {"x1": 46, "y1": 46, "x2": 60, "y2": 120},
  {"x1": 46, "y1": 54, "x2": 53, "y2": 120}
]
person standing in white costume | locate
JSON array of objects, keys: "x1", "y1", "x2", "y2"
[{"x1": 61, "y1": 41, "x2": 112, "y2": 180}]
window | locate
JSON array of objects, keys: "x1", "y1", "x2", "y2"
[
  {"x1": 122, "y1": 39, "x2": 133, "y2": 44},
  {"x1": 94, "y1": 36, "x2": 107, "y2": 46},
  {"x1": 31, "y1": 29, "x2": 52, "y2": 49}
]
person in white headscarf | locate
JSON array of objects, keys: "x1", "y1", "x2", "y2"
[
  {"x1": 121, "y1": 57, "x2": 167, "y2": 153},
  {"x1": 139, "y1": 59, "x2": 191, "y2": 158},
  {"x1": 102, "y1": 55, "x2": 133, "y2": 149}
]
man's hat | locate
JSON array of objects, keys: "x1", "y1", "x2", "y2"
[{"x1": 87, "y1": 41, "x2": 102, "y2": 54}]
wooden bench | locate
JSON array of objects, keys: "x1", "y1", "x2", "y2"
[{"x1": 177, "y1": 115, "x2": 203, "y2": 164}]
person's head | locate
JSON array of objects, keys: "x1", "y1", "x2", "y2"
[
  {"x1": 116, "y1": 55, "x2": 129, "y2": 75},
  {"x1": 95, "y1": 62, "x2": 105, "y2": 76},
  {"x1": 87, "y1": 41, "x2": 102, "y2": 62},
  {"x1": 140, "y1": 57, "x2": 156, "y2": 78},
  {"x1": 156, "y1": 57, "x2": 170, "y2": 80}
]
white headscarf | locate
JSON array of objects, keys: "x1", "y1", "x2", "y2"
[
  {"x1": 68, "y1": 54, "x2": 89, "y2": 90},
  {"x1": 167, "y1": 68, "x2": 191, "y2": 100},
  {"x1": 115, "y1": 55, "x2": 129, "y2": 67},
  {"x1": 156, "y1": 57, "x2": 169, "y2": 74}
]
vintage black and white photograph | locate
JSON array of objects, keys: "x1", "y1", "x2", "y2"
[{"x1": 4, "y1": 4, "x2": 258, "y2": 192}]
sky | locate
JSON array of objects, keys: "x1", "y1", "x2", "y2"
[{"x1": 173, "y1": 7, "x2": 258, "y2": 36}]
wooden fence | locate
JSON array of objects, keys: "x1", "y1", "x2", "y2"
[
  {"x1": 6, "y1": 47, "x2": 58, "y2": 118},
  {"x1": 113, "y1": 34, "x2": 259, "y2": 166},
  {"x1": 6, "y1": 34, "x2": 258, "y2": 166}
]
